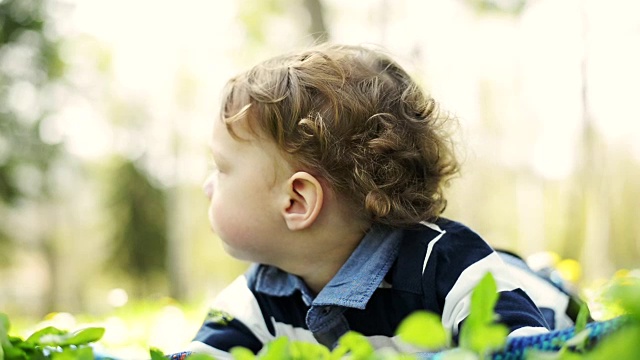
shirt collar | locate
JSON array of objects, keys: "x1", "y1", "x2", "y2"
[{"x1": 253, "y1": 224, "x2": 403, "y2": 310}]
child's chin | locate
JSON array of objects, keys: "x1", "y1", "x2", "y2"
[{"x1": 220, "y1": 242, "x2": 252, "y2": 261}]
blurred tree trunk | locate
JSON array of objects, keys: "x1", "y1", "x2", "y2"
[
  {"x1": 303, "y1": 0, "x2": 329, "y2": 43},
  {"x1": 42, "y1": 234, "x2": 59, "y2": 314},
  {"x1": 166, "y1": 185, "x2": 191, "y2": 301},
  {"x1": 166, "y1": 69, "x2": 199, "y2": 302},
  {"x1": 515, "y1": 173, "x2": 545, "y2": 256},
  {"x1": 564, "y1": 1, "x2": 613, "y2": 281}
]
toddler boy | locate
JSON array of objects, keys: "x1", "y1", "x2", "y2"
[{"x1": 191, "y1": 44, "x2": 581, "y2": 358}]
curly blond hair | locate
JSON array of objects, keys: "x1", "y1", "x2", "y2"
[{"x1": 220, "y1": 44, "x2": 459, "y2": 227}]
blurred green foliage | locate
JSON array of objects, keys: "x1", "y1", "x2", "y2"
[
  {"x1": 0, "y1": 0, "x2": 176, "y2": 311},
  {"x1": 104, "y1": 157, "x2": 168, "y2": 289},
  {"x1": 0, "y1": 0, "x2": 66, "y2": 199},
  {"x1": 3, "y1": 272, "x2": 640, "y2": 359},
  {"x1": 466, "y1": 0, "x2": 527, "y2": 15},
  {"x1": 0, "y1": 0, "x2": 66, "y2": 265},
  {"x1": 0, "y1": 0, "x2": 639, "y2": 328}
]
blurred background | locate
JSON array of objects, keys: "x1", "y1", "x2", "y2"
[{"x1": 1, "y1": 0, "x2": 639, "y2": 356}]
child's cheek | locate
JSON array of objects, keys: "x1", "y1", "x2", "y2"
[{"x1": 209, "y1": 200, "x2": 242, "y2": 245}]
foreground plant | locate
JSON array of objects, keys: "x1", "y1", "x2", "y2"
[
  {"x1": 163, "y1": 272, "x2": 639, "y2": 360},
  {"x1": 527, "y1": 275, "x2": 640, "y2": 360},
  {"x1": 161, "y1": 272, "x2": 506, "y2": 360},
  {"x1": 3, "y1": 271, "x2": 639, "y2": 359},
  {"x1": 0, "y1": 313, "x2": 105, "y2": 360}
]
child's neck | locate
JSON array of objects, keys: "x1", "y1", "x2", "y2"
[
  {"x1": 279, "y1": 190, "x2": 371, "y2": 295},
  {"x1": 296, "y1": 223, "x2": 370, "y2": 295}
]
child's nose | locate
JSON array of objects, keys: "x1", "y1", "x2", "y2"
[{"x1": 203, "y1": 175, "x2": 214, "y2": 199}]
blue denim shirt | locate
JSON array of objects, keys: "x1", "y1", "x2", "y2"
[{"x1": 251, "y1": 224, "x2": 403, "y2": 348}]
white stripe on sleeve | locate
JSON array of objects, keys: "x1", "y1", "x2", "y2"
[
  {"x1": 507, "y1": 326, "x2": 549, "y2": 337},
  {"x1": 420, "y1": 221, "x2": 446, "y2": 274},
  {"x1": 441, "y1": 252, "x2": 523, "y2": 333},
  {"x1": 210, "y1": 275, "x2": 275, "y2": 345}
]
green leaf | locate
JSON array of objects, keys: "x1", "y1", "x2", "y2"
[
  {"x1": 586, "y1": 323, "x2": 640, "y2": 360},
  {"x1": 149, "y1": 347, "x2": 166, "y2": 360},
  {"x1": 605, "y1": 277, "x2": 640, "y2": 320},
  {"x1": 573, "y1": 303, "x2": 589, "y2": 334},
  {"x1": 51, "y1": 346, "x2": 94, "y2": 360},
  {"x1": 465, "y1": 324, "x2": 507, "y2": 356},
  {"x1": 185, "y1": 354, "x2": 218, "y2": 360},
  {"x1": 256, "y1": 337, "x2": 289, "y2": 359},
  {"x1": 289, "y1": 341, "x2": 330, "y2": 359},
  {"x1": 3, "y1": 344, "x2": 30, "y2": 360},
  {"x1": 396, "y1": 311, "x2": 449, "y2": 349},
  {"x1": 331, "y1": 331, "x2": 374, "y2": 360},
  {"x1": 230, "y1": 346, "x2": 256, "y2": 360},
  {"x1": 469, "y1": 273, "x2": 499, "y2": 325},
  {"x1": 0, "y1": 313, "x2": 8, "y2": 360},
  {"x1": 458, "y1": 273, "x2": 508, "y2": 356},
  {"x1": 7, "y1": 347, "x2": 35, "y2": 360},
  {"x1": 25, "y1": 326, "x2": 66, "y2": 345},
  {"x1": 62, "y1": 327, "x2": 105, "y2": 346},
  {"x1": 390, "y1": 353, "x2": 418, "y2": 360},
  {"x1": 1, "y1": 312, "x2": 14, "y2": 355},
  {"x1": 0, "y1": 313, "x2": 9, "y2": 334},
  {"x1": 26, "y1": 327, "x2": 104, "y2": 348},
  {"x1": 563, "y1": 328, "x2": 590, "y2": 352}
]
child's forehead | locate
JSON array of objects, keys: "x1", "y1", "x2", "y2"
[
  {"x1": 211, "y1": 118, "x2": 246, "y2": 145},
  {"x1": 210, "y1": 116, "x2": 294, "y2": 176},
  {"x1": 210, "y1": 117, "x2": 276, "y2": 156}
]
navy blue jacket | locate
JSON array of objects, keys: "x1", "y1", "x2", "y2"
[{"x1": 187, "y1": 219, "x2": 578, "y2": 358}]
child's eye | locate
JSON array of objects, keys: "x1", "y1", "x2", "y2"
[
  {"x1": 208, "y1": 151, "x2": 228, "y2": 174},
  {"x1": 208, "y1": 161, "x2": 224, "y2": 178},
  {"x1": 207, "y1": 155, "x2": 219, "y2": 172}
]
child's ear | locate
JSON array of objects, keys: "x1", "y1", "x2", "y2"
[{"x1": 282, "y1": 172, "x2": 323, "y2": 231}]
